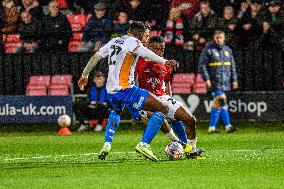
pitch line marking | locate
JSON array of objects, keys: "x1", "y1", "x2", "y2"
[{"x1": 2, "y1": 149, "x2": 283, "y2": 161}]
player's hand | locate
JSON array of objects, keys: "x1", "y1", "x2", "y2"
[
  {"x1": 165, "y1": 60, "x2": 179, "y2": 71},
  {"x1": 232, "y1": 82, "x2": 238, "y2": 90},
  {"x1": 78, "y1": 76, "x2": 88, "y2": 91},
  {"x1": 206, "y1": 80, "x2": 212, "y2": 88}
]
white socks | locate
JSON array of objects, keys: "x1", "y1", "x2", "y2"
[{"x1": 166, "y1": 129, "x2": 179, "y2": 142}]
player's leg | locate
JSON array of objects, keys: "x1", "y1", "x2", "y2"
[
  {"x1": 158, "y1": 95, "x2": 204, "y2": 158},
  {"x1": 140, "y1": 111, "x2": 179, "y2": 142},
  {"x1": 98, "y1": 94, "x2": 122, "y2": 160},
  {"x1": 218, "y1": 93, "x2": 235, "y2": 133},
  {"x1": 157, "y1": 95, "x2": 190, "y2": 144},
  {"x1": 208, "y1": 92, "x2": 222, "y2": 133},
  {"x1": 133, "y1": 91, "x2": 169, "y2": 161}
]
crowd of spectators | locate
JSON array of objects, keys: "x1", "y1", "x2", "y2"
[
  {"x1": 0, "y1": 0, "x2": 284, "y2": 52},
  {"x1": 0, "y1": 0, "x2": 284, "y2": 89}
]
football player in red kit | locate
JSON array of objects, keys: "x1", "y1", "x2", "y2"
[{"x1": 135, "y1": 36, "x2": 204, "y2": 158}]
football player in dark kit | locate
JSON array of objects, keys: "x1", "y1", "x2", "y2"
[{"x1": 199, "y1": 30, "x2": 238, "y2": 133}]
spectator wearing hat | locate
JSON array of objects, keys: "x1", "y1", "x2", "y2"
[
  {"x1": 236, "y1": 0, "x2": 263, "y2": 48},
  {"x1": 17, "y1": 11, "x2": 41, "y2": 53},
  {"x1": 80, "y1": 3, "x2": 113, "y2": 52},
  {"x1": 41, "y1": 0, "x2": 72, "y2": 52}
]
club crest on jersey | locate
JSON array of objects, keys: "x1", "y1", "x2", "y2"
[
  {"x1": 224, "y1": 51, "x2": 230, "y2": 57},
  {"x1": 144, "y1": 69, "x2": 150, "y2": 73}
]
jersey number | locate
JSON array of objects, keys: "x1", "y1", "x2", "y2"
[
  {"x1": 167, "y1": 97, "x2": 177, "y2": 105},
  {"x1": 109, "y1": 45, "x2": 122, "y2": 65}
]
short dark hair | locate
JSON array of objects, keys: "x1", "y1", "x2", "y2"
[
  {"x1": 200, "y1": 0, "x2": 210, "y2": 5},
  {"x1": 214, "y1": 30, "x2": 225, "y2": 36},
  {"x1": 129, "y1": 21, "x2": 146, "y2": 36},
  {"x1": 149, "y1": 36, "x2": 165, "y2": 44},
  {"x1": 94, "y1": 71, "x2": 105, "y2": 78}
]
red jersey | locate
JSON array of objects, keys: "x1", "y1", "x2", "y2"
[{"x1": 135, "y1": 57, "x2": 172, "y2": 96}]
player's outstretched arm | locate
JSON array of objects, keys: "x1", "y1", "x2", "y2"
[
  {"x1": 78, "y1": 53, "x2": 103, "y2": 91},
  {"x1": 135, "y1": 46, "x2": 179, "y2": 70},
  {"x1": 135, "y1": 46, "x2": 167, "y2": 64}
]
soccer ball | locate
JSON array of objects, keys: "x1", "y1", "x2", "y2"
[
  {"x1": 165, "y1": 142, "x2": 184, "y2": 160},
  {"x1": 58, "y1": 114, "x2": 71, "y2": 127}
]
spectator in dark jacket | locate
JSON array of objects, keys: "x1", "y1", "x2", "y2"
[
  {"x1": 1, "y1": 0, "x2": 19, "y2": 34},
  {"x1": 80, "y1": 3, "x2": 113, "y2": 52},
  {"x1": 17, "y1": 11, "x2": 41, "y2": 53},
  {"x1": 112, "y1": 11, "x2": 129, "y2": 38},
  {"x1": 20, "y1": 0, "x2": 43, "y2": 21},
  {"x1": 125, "y1": 0, "x2": 146, "y2": 22},
  {"x1": 237, "y1": 0, "x2": 250, "y2": 19},
  {"x1": 41, "y1": 1, "x2": 72, "y2": 52},
  {"x1": 262, "y1": 0, "x2": 284, "y2": 37},
  {"x1": 236, "y1": 0, "x2": 263, "y2": 48},
  {"x1": 217, "y1": 5, "x2": 238, "y2": 49},
  {"x1": 144, "y1": 0, "x2": 170, "y2": 30},
  {"x1": 191, "y1": 0, "x2": 217, "y2": 49}
]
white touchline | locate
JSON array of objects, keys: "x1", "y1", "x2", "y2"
[
  {"x1": 1, "y1": 149, "x2": 283, "y2": 161},
  {"x1": 2, "y1": 152, "x2": 137, "y2": 161}
]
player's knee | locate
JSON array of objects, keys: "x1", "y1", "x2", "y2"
[{"x1": 184, "y1": 115, "x2": 196, "y2": 128}]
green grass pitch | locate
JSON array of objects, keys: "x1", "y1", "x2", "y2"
[{"x1": 0, "y1": 122, "x2": 283, "y2": 189}]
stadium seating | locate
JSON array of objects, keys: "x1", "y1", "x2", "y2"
[
  {"x1": 192, "y1": 74, "x2": 207, "y2": 94},
  {"x1": 51, "y1": 74, "x2": 72, "y2": 88},
  {"x1": 48, "y1": 85, "x2": 69, "y2": 96},
  {"x1": 195, "y1": 73, "x2": 206, "y2": 84},
  {"x1": 26, "y1": 85, "x2": 47, "y2": 96},
  {"x1": 172, "y1": 73, "x2": 195, "y2": 85},
  {"x1": 67, "y1": 14, "x2": 87, "y2": 32},
  {"x1": 28, "y1": 75, "x2": 51, "y2": 87},
  {"x1": 172, "y1": 73, "x2": 195, "y2": 94},
  {"x1": 172, "y1": 87, "x2": 191, "y2": 94},
  {"x1": 192, "y1": 84, "x2": 207, "y2": 94},
  {"x1": 26, "y1": 75, "x2": 72, "y2": 96},
  {"x1": 3, "y1": 34, "x2": 21, "y2": 53}
]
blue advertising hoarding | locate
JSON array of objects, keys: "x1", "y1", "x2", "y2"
[{"x1": 0, "y1": 96, "x2": 73, "y2": 123}]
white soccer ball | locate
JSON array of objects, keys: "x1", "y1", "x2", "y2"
[
  {"x1": 165, "y1": 142, "x2": 184, "y2": 160},
  {"x1": 58, "y1": 114, "x2": 71, "y2": 127}
]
